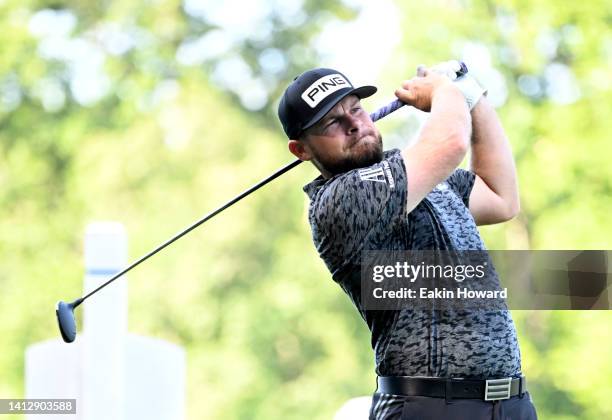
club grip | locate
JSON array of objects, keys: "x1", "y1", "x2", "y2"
[{"x1": 369, "y1": 61, "x2": 469, "y2": 122}]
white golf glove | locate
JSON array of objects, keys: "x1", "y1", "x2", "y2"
[{"x1": 427, "y1": 60, "x2": 488, "y2": 110}]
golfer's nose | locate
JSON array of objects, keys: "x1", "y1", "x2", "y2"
[{"x1": 346, "y1": 114, "x2": 362, "y2": 135}]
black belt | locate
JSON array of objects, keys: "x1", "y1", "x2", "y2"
[{"x1": 377, "y1": 376, "x2": 527, "y2": 401}]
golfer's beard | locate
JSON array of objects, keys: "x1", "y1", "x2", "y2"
[{"x1": 314, "y1": 133, "x2": 384, "y2": 176}]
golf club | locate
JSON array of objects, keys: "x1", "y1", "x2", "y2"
[{"x1": 56, "y1": 62, "x2": 469, "y2": 343}]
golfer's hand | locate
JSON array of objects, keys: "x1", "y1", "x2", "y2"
[
  {"x1": 394, "y1": 68, "x2": 455, "y2": 112},
  {"x1": 429, "y1": 60, "x2": 488, "y2": 110},
  {"x1": 428, "y1": 60, "x2": 463, "y2": 80}
]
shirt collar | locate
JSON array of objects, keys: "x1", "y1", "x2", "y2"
[
  {"x1": 303, "y1": 175, "x2": 327, "y2": 199},
  {"x1": 301, "y1": 149, "x2": 399, "y2": 199}
]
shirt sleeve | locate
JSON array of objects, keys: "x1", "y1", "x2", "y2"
[
  {"x1": 446, "y1": 168, "x2": 476, "y2": 208},
  {"x1": 308, "y1": 150, "x2": 408, "y2": 276}
]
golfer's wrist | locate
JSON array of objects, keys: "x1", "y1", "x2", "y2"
[
  {"x1": 433, "y1": 83, "x2": 465, "y2": 106},
  {"x1": 454, "y1": 75, "x2": 487, "y2": 110}
]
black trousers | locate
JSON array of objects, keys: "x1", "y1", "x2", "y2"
[{"x1": 369, "y1": 392, "x2": 538, "y2": 420}]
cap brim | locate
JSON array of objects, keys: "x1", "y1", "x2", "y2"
[{"x1": 301, "y1": 85, "x2": 377, "y2": 133}]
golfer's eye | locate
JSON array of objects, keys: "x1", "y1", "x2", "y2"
[
  {"x1": 351, "y1": 106, "x2": 362, "y2": 114},
  {"x1": 326, "y1": 119, "x2": 338, "y2": 128}
]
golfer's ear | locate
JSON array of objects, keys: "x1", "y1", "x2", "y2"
[{"x1": 288, "y1": 139, "x2": 311, "y2": 161}]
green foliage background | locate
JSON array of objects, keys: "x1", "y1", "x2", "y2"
[{"x1": 1, "y1": 0, "x2": 610, "y2": 419}]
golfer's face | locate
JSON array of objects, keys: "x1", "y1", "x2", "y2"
[{"x1": 303, "y1": 95, "x2": 382, "y2": 175}]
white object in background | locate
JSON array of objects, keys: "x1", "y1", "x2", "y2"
[
  {"x1": 25, "y1": 221, "x2": 186, "y2": 419},
  {"x1": 82, "y1": 221, "x2": 128, "y2": 420},
  {"x1": 333, "y1": 396, "x2": 373, "y2": 420}
]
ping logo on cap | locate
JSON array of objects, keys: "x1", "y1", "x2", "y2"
[{"x1": 301, "y1": 74, "x2": 351, "y2": 108}]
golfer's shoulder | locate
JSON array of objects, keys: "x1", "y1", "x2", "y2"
[
  {"x1": 308, "y1": 151, "x2": 406, "y2": 223},
  {"x1": 444, "y1": 167, "x2": 476, "y2": 206},
  {"x1": 307, "y1": 172, "x2": 357, "y2": 219},
  {"x1": 328, "y1": 148, "x2": 405, "y2": 196},
  {"x1": 447, "y1": 167, "x2": 475, "y2": 188}
]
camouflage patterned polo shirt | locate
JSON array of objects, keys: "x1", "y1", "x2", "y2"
[{"x1": 303, "y1": 148, "x2": 522, "y2": 379}]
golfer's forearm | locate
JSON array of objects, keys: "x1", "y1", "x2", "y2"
[
  {"x1": 400, "y1": 83, "x2": 471, "y2": 213},
  {"x1": 416, "y1": 86, "x2": 471, "y2": 161},
  {"x1": 469, "y1": 98, "x2": 520, "y2": 213}
]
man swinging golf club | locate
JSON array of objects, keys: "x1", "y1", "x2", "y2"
[{"x1": 278, "y1": 63, "x2": 538, "y2": 419}]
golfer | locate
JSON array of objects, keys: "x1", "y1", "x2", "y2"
[{"x1": 277, "y1": 64, "x2": 538, "y2": 419}]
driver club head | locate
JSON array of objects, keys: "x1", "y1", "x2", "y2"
[{"x1": 56, "y1": 299, "x2": 82, "y2": 343}]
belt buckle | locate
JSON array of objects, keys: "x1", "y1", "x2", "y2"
[{"x1": 484, "y1": 378, "x2": 512, "y2": 401}]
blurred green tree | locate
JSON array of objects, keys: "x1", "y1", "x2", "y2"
[{"x1": 0, "y1": 0, "x2": 610, "y2": 419}]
